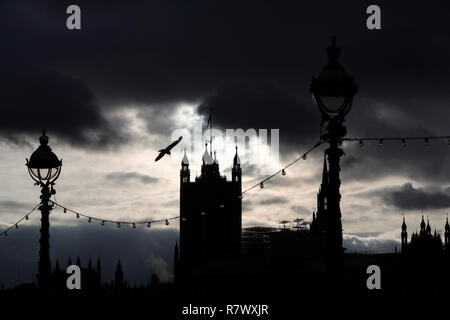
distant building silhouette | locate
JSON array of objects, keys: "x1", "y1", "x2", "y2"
[
  {"x1": 177, "y1": 145, "x2": 242, "y2": 282},
  {"x1": 48, "y1": 256, "x2": 103, "y2": 293},
  {"x1": 311, "y1": 154, "x2": 328, "y2": 236},
  {"x1": 401, "y1": 215, "x2": 449, "y2": 254},
  {"x1": 114, "y1": 259, "x2": 125, "y2": 290},
  {"x1": 445, "y1": 216, "x2": 450, "y2": 248}
]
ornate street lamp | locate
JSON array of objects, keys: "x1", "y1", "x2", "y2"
[
  {"x1": 26, "y1": 130, "x2": 62, "y2": 290},
  {"x1": 310, "y1": 37, "x2": 357, "y2": 271}
]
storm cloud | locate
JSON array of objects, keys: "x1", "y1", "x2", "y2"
[
  {"x1": 2, "y1": 0, "x2": 450, "y2": 154},
  {"x1": 383, "y1": 183, "x2": 450, "y2": 211}
]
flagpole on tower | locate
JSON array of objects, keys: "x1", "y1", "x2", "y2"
[{"x1": 209, "y1": 108, "x2": 213, "y2": 155}]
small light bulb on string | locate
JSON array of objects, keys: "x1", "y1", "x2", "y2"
[
  {"x1": 63, "y1": 208, "x2": 67, "y2": 213},
  {"x1": 15, "y1": 224, "x2": 18, "y2": 229},
  {"x1": 147, "y1": 222, "x2": 151, "y2": 228},
  {"x1": 101, "y1": 220, "x2": 105, "y2": 226},
  {"x1": 25, "y1": 215, "x2": 29, "y2": 220},
  {"x1": 281, "y1": 169, "x2": 286, "y2": 176},
  {"x1": 132, "y1": 223, "x2": 136, "y2": 229},
  {"x1": 165, "y1": 219, "x2": 170, "y2": 226},
  {"x1": 76, "y1": 213, "x2": 80, "y2": 219},
  {"x1": 88, "y1": 217, "x2": 92, "y2": 223},
  {"x1": 182, "y1": 217, "x2": 187, "y2": 221},
  {"x1": 238, "y1": 194, "x2": 243, "y2": 200},
  {"x1": 401, "y1": 138, "x2": 406, "y2": 147},
  {"x1": 424, "y1": 138, "x2": 429, "y2": 146},
  {"x1": 359, "y1": 140, "x2": 364, "y2": 148},
  {"x1": 260, "y1": 182, "x2": 264, "y2": 189},
  {"x1": 117, "y1": 222, "x2": 121, "y2": 228},
  {"x1": 200, "y1": 211, "x2": 206, "y2": 216},
  {"x1": 301, "y1": 155, "x2": 307, "y2": 160},
  {"x1": 219, "y1": 204, "x2": 225, "y2": 208},
  {"x1": 378, "y1": 139, "x2": 384, "y2": 147}
]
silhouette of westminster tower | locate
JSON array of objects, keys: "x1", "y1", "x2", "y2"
[{"x1": 177, "y1": 144, "x2": 242, "y2": 281}]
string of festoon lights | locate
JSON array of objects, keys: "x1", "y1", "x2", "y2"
[
  {"x1": 50, "y1": 200, "x2": 179, "y2": 229},
  {"x1": 1, "y1": 135, "x2": 448, "y2": 237},
  {"x1": 240, "y1": 134, "x2": 450, "y2": 195},
  {"x1": 0, "y1": 140, "x2": 325, "y2": 236},
  {"x1": 241, "y1": 140, "x2": 324, "y2": 195},
  {"x1": 0, "y1": 203, "x2": 40, "y2": 237},
  {"x1": 342, "y1": 135, "x2": 450, "y2": 147}
]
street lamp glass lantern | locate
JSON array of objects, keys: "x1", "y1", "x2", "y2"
[
  {"x1": 310, "y1": 37, "x2": 358, "y2": 119},
  {"x1": 26, "y1": 130, "x2": 62, "y2": 185}
]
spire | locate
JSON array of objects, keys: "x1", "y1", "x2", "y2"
[
  {"x1": 202, "y1": 143, "x2": 213, "y2": 164},
  {"x1": 426, "y1": 217, "x2": 432, "y2": 234},
  {"x1": 445, "y1": 214, "x2": 450, "y2": 231},
  {"x1": 208, "y1": 108, "x2": 213, "y2": 155},
  {"x1": 55, "y1": 258, "x2": 60, "y2": 272},
  {"x1": 182, "y1": 149, "x2": 189, "y2": 165},
  {"x1": 232, "y1": 145, "x2": 242, "y2": 183},
  {"x1": 213, "y1": 150, "x2": 218, "y2": 164},
  {"x1": 420, "y1": 214, "x2": 426, "y2": 230},
  {"x1": 114, "y1": 258, "x2": 124, "y2": 289},
  {"x1": 233, "y1": 146, "x2": 241, "y2": 166},
  {"x1": 321, "y1": 153, "x2": 328, "y2": 188},
  {"x1": 402, "y1": 214, "x2": 407, "y2": 231}
]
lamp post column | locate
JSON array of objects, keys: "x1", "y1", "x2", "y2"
[
  {"x1": 27, "y1": 130, "x2": 61, "y2": 291},
  {"x1": 310, "y1": 38, "x2": 357, "y2": 274},
  {"x1": 37, "y1": 183, "x2": 52, "y2": 290}
]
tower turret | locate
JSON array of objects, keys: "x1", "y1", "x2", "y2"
[
  {"x1": 426, "y1": 218, "x2": 432, "y2": 235},
  {"x1": 401, "y1": 215, "x2": 408, "y2": 253},
  {"x1": 114, "y1": 259, "x2": 124, "y2": 289},
  {"x1": 180, "y1": 149, "x2": 190, "y2": 184},
  {"x1": 232, "y1": 146, "x2": 242, "y2": 183},
  {"x1": 420, "y1": 215, "x2": 426, "y2": 236},
  {"x1": 313, "y1": 154, "x2": 328, "y2": 235}
]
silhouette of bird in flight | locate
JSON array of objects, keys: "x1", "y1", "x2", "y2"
[{"x1": 155, "y1": 136, "x2": 183, "y2": 162}]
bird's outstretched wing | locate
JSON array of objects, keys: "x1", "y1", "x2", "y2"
[
  {"x1": 155, "y1": 151, "x2": 165, "y2": 162},
  {"x1": 154, "y1": 137, "x2": 183, "y2": 162},
  {"x1": 166, "y1": 136, "x2": 183, "y2": 151}
]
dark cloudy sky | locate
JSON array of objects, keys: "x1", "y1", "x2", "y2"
[{"x1": 0, "y1": 0, "x2": 449, "y2": 287}]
